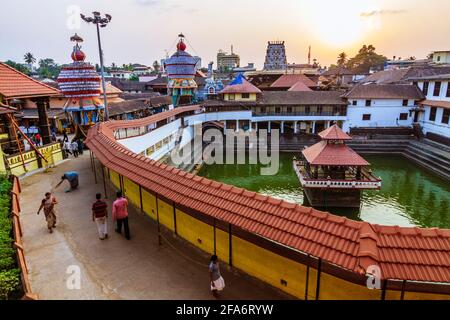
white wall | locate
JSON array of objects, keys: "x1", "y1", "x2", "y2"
[
  {"x1": 345, "y1": 99, "x2": 414, "y2": 130},
  {"x1": 417, "y1": 80, "x2": 450, "y2": 101},
  {"x1": 420, "y1": 106, "x2": 450, "y2": 137}
]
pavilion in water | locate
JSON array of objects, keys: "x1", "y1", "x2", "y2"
[{"x1": 293, "y1": 124, "x2": 382, "y2": 208}]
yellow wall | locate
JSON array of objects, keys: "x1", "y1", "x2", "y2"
[
  {"x1": 216, "y1": 229, "x2": 229, "y2": 264},
  {"x1": 123, "y1": 177, "x2": 140, "y2": 208},
  {"x1": 224, "y1": 93, "x2": 257, "y2": 101},
  {"x1": 142, "y1": 188, "x2": 157, "y2": 221},
  {"x1": 319, "y1": 272, "x2": 382, "y2": 300},
  {"x1": 109, "y1": 170, "x2": 121, "y2": 189},
  {"x1": 158, "y1": 199, "x2": 174, "y2": 231},
  {"x1": 403, "y1": 291, "x2": 450, "y2": 300},
  {"x1": 176, "y1": 210, "x2": 214, "y2": 255},
  {"x1": 232, "y1": 235, "x2": 309, "y2": 298},
  {"x1": 4, "y1": 143, "x2": 63, "y2": 176}
]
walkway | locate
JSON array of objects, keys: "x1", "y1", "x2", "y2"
[{"x1": 19, "y1": 153, "x2": 291, "y2": 300}]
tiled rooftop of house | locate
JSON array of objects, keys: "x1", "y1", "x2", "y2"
[
  {"x1": 270, "y1": 74, "x2": 317, "y2": 88},
  {"x1": 85, "y1": 107, "x2": 450, "y2": 284},
  {"x1": 0, "y1": 62, "x2": 61, "y2": 99},
  {"x1": 343, "y1": 84, "x2": 425, "y2": 100}
]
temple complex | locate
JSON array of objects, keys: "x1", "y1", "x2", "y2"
[
  {"x1": 294, "y1": 124, "x2": 381, "y2": 208},
  {"x1": 164, "y1": 34, "x2": 198, "y2": 106},
  {"x1": 264, "y1": 41, "x2": 288, "y2": 70},
  {"x1": 57, "y1": 34, "x2": 104, "y2": 138}
]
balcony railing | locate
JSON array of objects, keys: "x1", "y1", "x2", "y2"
[
  {"x1": 253, "y1": 111, "x2": 347, "y2": 117},
  {"x1": 293, "y1": 160, "x2": 382, "y2": 190}
]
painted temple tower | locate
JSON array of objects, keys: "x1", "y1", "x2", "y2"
[
  {"x1": 293, "y1": 124, "x2": 382, "y2": 208},
  {"x1": 164, "y1": 34, "x2": 198, "y2": 106},
  {"x1": 57, "y1": 34, "x2": 104, "y2": 137}
]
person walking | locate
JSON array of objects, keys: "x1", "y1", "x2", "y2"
[
  {"x1": 55, "y1": 171, "x2": 79, "y2": 193},
  {"x1": 71, "y1": 140, "x2": 79, "y2": 158},
  {"x1": 77, "y1": 138, "x2": 84, "y2": 155},
  {"x1": 63, "y1": 140, "x2": 72, "y2": 156},
  {"x1": 92, "y1": 193, "x2": 108, "y2": 240},
  {"x1": 37, "y1": 192, "x2": 58, "y2": 233},
  {"x1": 63, "y1": 130, "x2": 68, "y2": 142},
  {"x1": 112, "y1": 190, "x2": 130, "y2": 240},
  {"x1": 35, "y1": 132, "x2": 42, "y2": 146},
  {"x1": 209, "y1": 255, "x2": 225, "y2": 298}
]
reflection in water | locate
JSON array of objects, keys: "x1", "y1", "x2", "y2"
[{"x1": 197, "y1": 153, "x2": 450, "y2": 228}]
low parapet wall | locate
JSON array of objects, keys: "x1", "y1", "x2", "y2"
[
  {"x1": 10, "y1": 176, "x2": 37, "y2": 300},
  {"x1": 86, "y1": 109, "x2": 450, "y2": 300}
]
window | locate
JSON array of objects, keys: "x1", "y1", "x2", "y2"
[
  {"x1": 437, "y1": 56, "x2": 441, "y2": 62},
  {"x1": 365, "y1": 100, "x2": 371, "y2": 107},
  {"x1": 317, "y1": 106, "x2": 323, "y2": 114},
  {"x1": 413, "y1": 81, "x2": 418, "y2": 87},
  {"x1": 423, "y1": 82, "x2": 429, "y2": 95},
  {"x1": 399, "y1": 113, "x2": 408, "y2": 120},
  {"x1": 442, "y1": 109, "x2": 450, "y2": 124},
  {"x1": 429, "y1": 107, "x2": 437, "y2": 121},
  {"x1": 287, "y1": 107, "x2": 292, "y2": 113},
  {"x1": 305, "y1": 106, "x2": 310, "y2": 113},
  {"x1": 402, "y1": 100, "x2": 408, "y2": 106},
  {"x1": 275, "y1": 107, "x2": 281, "y2": 114},
  {"x1": 446, "y1": 82, "x2": 450, "y2": 98},
  {"x1": 362, "y1": 114, "x2": 371, "y2": 121},
  {"x1": 260, "y1": 106, "x2": 266, "y2": 113},
  {"x1": 228, "y1": 93, "x2": 235, "y2": 100},
  {"x1": 352, "y1": 100, "x2": 357, "y2": 106},
  {"x1": 433, "y1": 82, "x2": 442, "y2": 96},
  {"x1": 241, "y1": 93, "x2": 250, "y2": 99}
]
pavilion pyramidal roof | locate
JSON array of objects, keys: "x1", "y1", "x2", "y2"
[
  {"x1": 219, "y1": 73, "x2": 262, "y2": 94},
  {"x1": 318, "y1": 124, "x2": 352, "y2": 140},
  {"x1": 303, "y1": 125, "x2": 368, "y2": 166}
]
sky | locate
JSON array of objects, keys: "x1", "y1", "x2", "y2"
[{"x1": 1, "y1": 0, "x2": 449, "y2": 69}]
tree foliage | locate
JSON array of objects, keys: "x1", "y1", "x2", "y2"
[
  {"x1": 3, "y1": 60, "x2": 29, "y2": 75},
  {"x1": 346, "y1": 45, "x2": 387, "y2": 73},
  {"x1": 37, "y1": 58, "x2": 61, "y2": 79}
]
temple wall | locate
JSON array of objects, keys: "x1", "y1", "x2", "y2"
[
  {"x1": 103, "y1": 168, "x2": 450, "y2": 300},
  {"x1": 2, "y1": 142, "x2": 63, "y2": 176}
]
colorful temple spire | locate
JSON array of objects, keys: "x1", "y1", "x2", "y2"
[
  {"x1": 57, "y1": 34, "x2": 104, "y2": 136},
  {"x1": 164, "y1": 34, "x2": 197, "y2": 106}
]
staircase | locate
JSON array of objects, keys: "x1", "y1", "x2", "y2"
[{"x1": 403, "y1": 139, "x2": 450, "y2": 181}]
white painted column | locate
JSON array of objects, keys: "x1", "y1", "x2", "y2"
[
  {"x1": 294, "y1": 121, "x2": 298, "y2": 134},
  {"x1": 268, "y1": 121, "x2": 271, "y2": 133},
  {"x1": 223, "y1": 121, "x2": 227, "y2": 132},
  {"x1": 236, "y1": 119, "x2": 239, "y2": 132},
  {"x1": 312, "y1": 121, "x2": 316, "y2": 134},
  {"x1": 327, "y1": 121, "x2": 331, "y2": 128},
  {"x1": 249, "y1": 121, "x2": 252, "y2": 132},
  {"x1": 281, "y1": 121, "x2": 285, "y2": 134},
  {"x1": 255, "y1": 121, "x2": 258, "y2": 132}
]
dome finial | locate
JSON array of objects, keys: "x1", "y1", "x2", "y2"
[{"x1": 177, "y1": 33, "x2": 186, "y2": 51}]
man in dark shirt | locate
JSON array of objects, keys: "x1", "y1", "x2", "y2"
[{"x1": 92, "y1": 193, "x2": 108, "y2": 240}]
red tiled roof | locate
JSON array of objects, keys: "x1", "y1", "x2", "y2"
[
  {"x1": 287, "y1": 81, "x2": 313, "y2": 92},
  {"x1": 342, "y1": 84, "x2": 425, "y2": 100},
  {"x1": 318, "y1": 124, "x2": 352, "y2": 141},
  {"x1": 86, "y1": 108, "x2": 450, "y2": 284},
  {"x1": 420, "y1": 99, "x2": 450, "y2": 110},
  {"x1": 219, "y1": 78, "x2": 262, "y2": 94},
  {"x1": 303, "y1": 141, "x2": 369, "y2": 166},
  {"x1": 270, "y1": 74, "x2": 317, "y2": 88},
  {"x1": 0, "y1": 62, "x2": 60, "y2": 99}
]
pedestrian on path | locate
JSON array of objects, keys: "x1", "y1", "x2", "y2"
[
  {"x1": 55, "y1": 171, "x2": 79, "y2": 193},
  {"x1": 112, "y1": 190, "x2": 130, "y2": 240},
  {"x1": 71, "y1": 140, "x2": 79, "y2": 158},
  {"x1": 92, "y1": 193, "x2": 108, "y2": 240},
  {"x1": 63, "y1": 140, "x2": 72, "y2": 156},
  {"x1": 77, "y1": 138, "x2": 84, "y2": 155},
  {"x1": 63, "y1": 130, "x2": 68, "y2": 142},
  {"x1": 209, "y1": 255, "x2": 225, "y2": 298},
  {"x1": 37, "y1": 192, "x2": 58, "y2": 233}
]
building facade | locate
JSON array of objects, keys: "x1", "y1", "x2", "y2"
[
  {"x1": 217, "y1": 48, "x2": 240, "y2": 72},
  {"x1": 264, "y1": 41, "x2": 287, "y2": 71}
]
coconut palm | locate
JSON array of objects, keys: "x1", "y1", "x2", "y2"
[
  {"x1": 337, "y1": 52, "x2": 347, "y2": 67},
  {"x1": 24, "y1": 52, "x2": 36, "y2": 71}
]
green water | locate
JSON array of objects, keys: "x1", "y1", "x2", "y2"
[{"x1": 197, "y1": 153, "x2": 450, "y2": 228}]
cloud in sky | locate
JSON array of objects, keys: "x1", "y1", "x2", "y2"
[
  {"x1": 135, "y1": 0, "x2": 161, "y2": 6},
  {"x1": 360, "y1": 9, "x2": 407, "y2": 17}
]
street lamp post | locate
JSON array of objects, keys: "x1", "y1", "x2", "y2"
[{"x1": 80, "y1": 12, "x2": 112, "y2": 121}]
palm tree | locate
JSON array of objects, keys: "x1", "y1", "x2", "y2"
[
  {"x1": 337, "y1": 52, "x2": 347, "y2": 67},
  {"x1": 23, "y1": 52, "x2": 36, "y2": 71},
  {"x1": 153, "y1": 60, "x2": 160, "y2": 72}
]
